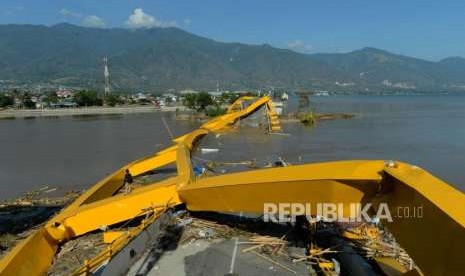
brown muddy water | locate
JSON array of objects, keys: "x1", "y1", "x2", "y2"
[{"x1": 1, "y1": 95, "x2": 464, "y2": 200}]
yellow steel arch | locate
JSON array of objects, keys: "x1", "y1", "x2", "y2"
[
  {"x1": 0, "y1": 95, "x2": 275, "y2": 275},
  {"x1": 1, "y1": 96, "x2": 464, "y2": 276},
  {"x1": 175, "y1": 127, "x2": 465, "y2": 275}
]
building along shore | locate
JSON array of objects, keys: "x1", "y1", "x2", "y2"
[{"x1": 0, "y1": 105, "x2": 184, "y2": 119}]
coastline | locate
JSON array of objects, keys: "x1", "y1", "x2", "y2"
[
  {"x1": 0, "y1": 105, "x2": 184, "y2": 119},
  {"x1": 279, "y1": 112, "x2": 355, "y2": 123}
]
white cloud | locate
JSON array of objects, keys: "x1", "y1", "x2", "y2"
[
  {"x1": 287, "y1": 40, "x2": 313, "y2": 53},
  {"x1": 60, "y1": 8, "x2": 82, "y2": 18},
  {"x1": 183, "y1": 18, "x2": 192, "y2": 26},
  {"x1": 82, "y1": 15, "x2": 106, "y2": 28},
  {"x1": 4, "y1": 6, "x2": 25, "y2": 15},
  {"x1": 125, "y1": 8, "x2": 177, "y2": 29}
]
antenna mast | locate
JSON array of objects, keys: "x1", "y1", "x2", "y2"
[{"x1": 103, "y1": 55, "x2": 110, "y2": 94}]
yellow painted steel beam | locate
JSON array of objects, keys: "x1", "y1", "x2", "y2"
[
  {"x1": 72, "y1": 209, "x2": 167, "y2": 275},
  {"x1": 3, "y1": 96, "x2": 464, "y2": 276},
  {"x1": 56, "y1": 169, "x2": 125, "y2": 219},
  {"x1": 129, "y1": 149, "x2": 177, "y2": 176},
  {"x1": 0, "y1": 180, "x2": 182, "y2": 276},
  {"x1": 176, "y1": 145, "x2": 195, "y2": 190},
  {"x1": 177, "y1": 162, "x2": 465, "y2": 275},
  {"x1": 0, "y1": 165, "x2": 130, "y2": 275},
  {"x1": 178, "y1": 160, "x2": 385, "y2": 216},
  {"x1": 178, "y1": 128, "x2": 209, "y2": 150},
  {"x1": 0, "y1": 96, "x2": 273, "y2": 275},
  {"x1": 372, "y1": 162, "x2": 465, "y2": 275},
  {"x1": 174, "y1": 130, "x2": 465, "y2": 276},
  {"x1": 58, "y1": 96, "x2": 271, "y2": 215},
  {"x1": 45, "y1": 178, "x2": 181, "y2": 241},
  {"x1": 374, "y1": 257, "x2": 408, "y2": 275},
  {"x1": 383, "y1": 163, "x2": 465, "y2": 228},
  {"x1": 55, "y1": 148, "x2": 177, "y2": 220},
  {"x1": 202, "y1": 96, "x2": 271, "y2": 131},
  {"x1": 0, "y1": 229, "x2": 57, "y2": 276},
  {"x1": 55, "y1": 149, "x2": 177, "y2": 221},
  {"x1": 226, "y1": 96, "x2": 255, "y2": 113}
]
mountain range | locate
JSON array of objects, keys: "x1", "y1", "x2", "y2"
[{"x1": 1, "y1": 23, "x2": 465, "y2": 93}]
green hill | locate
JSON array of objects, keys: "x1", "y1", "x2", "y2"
[{"x1": 0, "y1": 23, "x2": 464, "y2": 93}]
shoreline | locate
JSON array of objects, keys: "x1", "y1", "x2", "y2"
[
  {"x1": 0, "y1": 105, "x2": 184, "y2": 119},
  {"x1": 279, "y1": 112, "x2": 355, "y2": 123}
]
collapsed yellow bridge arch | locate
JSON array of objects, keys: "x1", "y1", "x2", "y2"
[{"x1": 1, "y1": 96, "x2": 464, "y2": 276}]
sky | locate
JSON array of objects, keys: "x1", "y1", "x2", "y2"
[{"x1": 1, "y1": 0, "x2": 465, "y2": 61}]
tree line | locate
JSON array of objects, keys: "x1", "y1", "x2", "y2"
[
  {"x1": 181, "y1": 92, "x2": 247, "y2": 117},
  {"x1": 0, "y1": 90, "x2": 124, "y2": 108}
]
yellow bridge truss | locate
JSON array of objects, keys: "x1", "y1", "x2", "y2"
[{"x1": 0, "y1": 96, "x2": 463, "y2": 275}]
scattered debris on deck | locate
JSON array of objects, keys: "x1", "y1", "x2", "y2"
[
  {"x1": 47, "y1": 233, "x2": 107, "y2": 276},
  {"x1": 0, "y1": 180, "x2": 414, "y2": 276},
  {"x1": 124, "y1": 209, "x2": 413, "y2": 275},
  {"x1": 0, "y1": 102, "x2": 414, "y2": 276},
  {"x1": 0, "y1": 187, "x2": 81, "y2": 259},
  {"x1": 341, "y1": 224, "x2": 414, "y2": 272}
]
